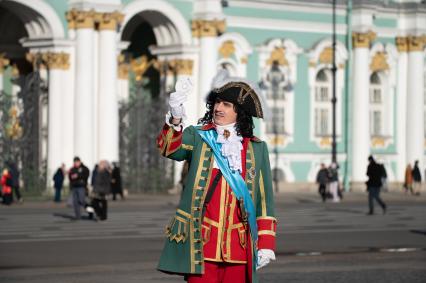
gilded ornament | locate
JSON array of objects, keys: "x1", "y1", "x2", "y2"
[
  {"x1": 371, "y1": 137, "x2": 385, "y2": 148},
  {"x1": 192, "y1": 19, "x2": 226, "y2": 38},
  {"x1": 407, "y1": 35, "x2": 425, "y2": 52},
  {"x1": 319, "y1": 47, "x2": 333, "y2": 65},
  {"x1": 319, "y1": 137, "x2": 331, "y2": 147},
  {"x1": 395, "y1": 37, "x2": 408, "y2": 52},
  {"x1": 370, "y1": 52, "x2": 389, "y2": 72},
  {"x1": 352, "y1": 31, "x2": 376, "y2": 49},
  {"x1": 96, "y1": 11, "x2": 124, "y2": 30},
  {"x1": 117, "y1": 54, "x2": 130, "y2": 79},
  {"x1": 130, "y1": 56, "x2": 156, "y2": 81},
  {"x1": 266, "y1": 47, "x2": 288, "y2": 66},
  {"x1": 219, "y1": 41, "x2": 235, "y2": 58}
]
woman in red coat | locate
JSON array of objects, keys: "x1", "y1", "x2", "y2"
[{"x1": 1, "y1": 169, "x2": 13, "y2": 205}]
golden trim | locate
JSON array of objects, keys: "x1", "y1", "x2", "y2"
[
  {"x1": 258, "y1": 230, "x2": 276, "y2": 236},
  {"x1": 259, "y1": 171, "x2": 267, "y2": 217},
  {"x1": 229, "y1": 223, "x2": 244, "y2": 229},
  {"x1": 214, "y1": 177, "x2": 226, "y2": 260},
  {"x1": 203, "y1": 216, "x2": 219, "y2": 227},
  {"x1": 190, "y1": 143, "x2": 208, "y2": 273},
  {"x1": 26, "y1": 52, "x2": 70, "y2": 70},
  {"x1": 177, "y1": 208, "x2": 191, "y2": 219},
  {"x1": 182, "y1": 144, "x2": 194, "y2": 151},
  {"x1": 191, "y1": 19, "x2": 226, "y2": 38},
  {"x1": 395, "y1": 36, "x2": 408, "y2": 52},
  {"x1": 352, "y1": 31, "x2": 376, "y2": 49},
  {"x1": 256, "y1": 216, "x2": 277, "y2": 221},
  {"x1": 225, "y1": 190, "x2": 236, "y2": 260},
  {"x1": 266, "y1": 47, "x2": 289, "y2": 66},
  {"x1": 96, "y1": 11, "x2": 124, "y2": 30},
  {"x1": 219, "y1": 40, "x2": 235, "y2": 58},
  {"x1": 370, "y1": 51, "x2": 389, "y2": 72},
  {"x1": 203, "y1": 257, "x2": 247, "y2": 264},
  {"x1": 407, "y1": 35, "x2": 426, "y2": 52}
]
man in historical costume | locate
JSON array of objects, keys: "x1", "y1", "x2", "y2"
[{"x1": 156, "y1": 71, "x2": 277, "y2": 283}]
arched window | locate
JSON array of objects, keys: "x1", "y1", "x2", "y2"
[
  {"x1": 369, "y1": 72, "x2": 384, "y2": 136},
  {"x1": 314, "y1": 69, "x2": 332, "y2": 137}
]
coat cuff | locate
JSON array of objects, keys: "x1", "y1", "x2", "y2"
[
  {"x1": 157, "y1": 123, "x2": 183, "y2": 156},
  {"x1": 257, "y1": 216, "x2": 277, "y2": 250}
]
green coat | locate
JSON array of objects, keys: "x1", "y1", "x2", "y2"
[{"x1": 157, "y1": 124, "x2": 276, "y2": 282}]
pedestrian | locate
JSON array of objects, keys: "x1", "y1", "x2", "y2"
[
  {"x1": 68, "y1": 157, "x2": 90, "y2": 220},
  {"x1": 403, "y1": 164, "x2": 414, "y2": 195},
  {"x1": 89, "y1": 160, "x2": 111, "y2": 221},
  {"x1": 53, "y1": 164, "x2": 65, "y2": 203},
  {"x1": 6, "y1": 161, "x2": 22, "y2": 203},
  {"x1": 412, "y1": 160, "x2": 422, "y2": 196},
  {"x1": 1, "y1": 168, "x2": 13, "y2": 205},
  {"x1": 366, "y1": 155, "x2": 387, "y2": 215},
  {"x1": 316, "y1": 163, "x2": 329, "y2": 202},
  {"x1": 156, "y1": 72, "x2": 277, "y2": 283},
  {"x1": 379, "y1": 163, "x2": 388, "y2": 192},
  {"x1": 328, "y1": 163, "x2": 340, "y2": 202},
  {"x1": 111, "y1": 162, "x2": 124, "y2": 200},
  {"x1": 91, "y1": 164, "x2": 98, "y2": 188}
]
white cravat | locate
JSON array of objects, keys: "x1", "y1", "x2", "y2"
[{"x1": 214, "y1": 123, "x2": 243, "y2": 173}]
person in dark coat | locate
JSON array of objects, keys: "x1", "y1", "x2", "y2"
[
  {"x1": 53, "y1": 164, "x2": 65, "y2": 202},
  {"x1": 90, "y1": 160, "x2": 111, "y2": 220},
  {"x1": 316, "y1": 163, "x2": 329, "y2": 202},
  {"x1": 6, "y1": 161, "x2": 22, "y2": 203},
  {"x1": 111, "y1": 162, "x2": 124, "y2": 200},
  {"x1": 68, "y1": 157, "x2": 90, "y2": 219},
  {"x1": 366, "y1": 155, "x2": 387, "y2": 215},
  {"x1": 412, "y1": 160, "x2": 422, "y2": 196}
]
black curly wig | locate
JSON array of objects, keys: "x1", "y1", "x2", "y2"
[{"x1": 198, "y1": 93, "x2": 255, "y2": 138}]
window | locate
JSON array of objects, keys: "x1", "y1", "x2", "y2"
[
  {"x1": 267, "y1": 107, "x2": 285, "y2": 134},
  {"x1": 369, "y1": 72, "x2": 384, "y2": 136},
  {"x1": 314, "y1": 69, "x2": 331, "y2": 137}
]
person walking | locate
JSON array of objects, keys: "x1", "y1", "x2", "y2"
[
  {"x1": 53, "y1": 164, "x2": 65, "y2": 202},
  {"x1": 316, "y1": 163, "x2": 329, "y2": 202},
  {"x1": 1, "y1": 168, "x2": 13, "y2": 205},
  {"x1": 156, "y1": 72, "x2": 276, "y2": 283},
  {"x1": 6, "y1": 161, "x2": 22, "y2": 203},
  {"x1": 111, "y1": 162, "x2": 124, "y2": 200},
  {"x1": 366, "y1": 155, "x2": 387, "y2": 215},
  {"x1": 90, "y1": 160, "x2": 111, "y2": 220},
  {"x1": 412, "y1": 160, "x2": 422, "y2": 196},
  {"x1": 68, "y1": 157, "x2": 90, "y2": 220},
  {"x1": 404, "y1": 164, "x2": 414, "y2": 195},
  {"x1": 328, "y1": 163, "x2": 340, "y2": 202}
]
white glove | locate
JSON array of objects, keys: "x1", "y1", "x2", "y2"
[
  {"x1": 169, "y1": 77, "x2": 193, "y2": 119},
  {"x1": 256, "y1": 249, "x2": 276, "y2": 270}
]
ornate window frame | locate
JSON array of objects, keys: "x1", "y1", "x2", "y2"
[
  {"x1": 258, "y1": 38, "x2": 302, "y2": 147},
  {"x1": 308, "y1": 39, "x2": 348, "y2": 148},
  {"x1": 217, "y1": 32, "x2": 252, "y2": 77},
  {"x1": 368, "y1": 43, "x2": 398, "y2": 149}
]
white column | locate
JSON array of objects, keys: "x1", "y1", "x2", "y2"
[
  {"x1": 406, "y1": 36, "x2": 425, "y2": 169},
  {"x1": 74, "y1": 12, "x2": 95, "y2": 169},
  {"x1": 395, "y1": 37, "x2": 408, "y2": 181},
  {"x1": 351, "y1": 33, "x2": 372, "y2": 182},
  {"x1": 98, "y1": 24, "x2": 119, "y2": 162},
  {"x1": 47, "y1": 65, "x2": 63, "y2": 190}
]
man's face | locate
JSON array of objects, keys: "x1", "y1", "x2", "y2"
[
  {"x1": 74, "y1": 160, "x2": 81, "y2": 168},
  {"x1": 213, "y1": 99, "x2": 237, "y2": 126}
]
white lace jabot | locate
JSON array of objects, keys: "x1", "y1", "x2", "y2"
[{"x1": 214, "y1": 123, "x2": 243, "y2": 173}]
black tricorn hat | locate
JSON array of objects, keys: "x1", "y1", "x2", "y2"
[{"x1": 208, "y1": 81, "x2": 264, "y2": 118}]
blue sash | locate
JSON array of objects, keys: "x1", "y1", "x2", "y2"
[{"x1": 197, "y1": 129, "x2": 258, "y2": 252}]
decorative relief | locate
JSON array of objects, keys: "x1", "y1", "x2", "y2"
[
  {"x1": 191, "y1": 19, "x2": 226, "y2": 38},
  {"x1": 407, "y1": 35, "x2": 426, "y2": 52},
  {"x1": 0, "y1": 53, "x2": 10, "y2": 74},
  {"x1": 370, "y1": 52, "x2": 389, "y2": 72},
  {"x1": 319, "y1": 137, "x2": 331, "y2": 148},
  {"x1": 352, "y1": 31, "x2": 376, "y2": 49},
  {"x1": 66, "y1": 9, "x2": 123, "y2": 30},
  {"x1": 219, "y1": 41, "x2": 235, "y2": 58},
  {"x1": 395, "y1": 37, "x2": 408, "y2": 52},
  {"x1": 269, "y1": 136, "x2": 285, "y2": 146},
  {"x1": 95, "y1": 11, "x2": 124, "y2": 30},
  {"x1": 26, "y1": 52, "x2": 70, "y2": 70},
  {"x1": 371, "y1": 137, "x2": 385, "y2": 148},
  {"x1": 266, "y1": 47, "x2": 289, "y2": 66},
  {"x1": 168, "y1": 59, "x2": 194, "y2": 75},
  {"x1": 319, "y1": 47, "x2": 333, "y2": 65},
  {"x1": 130, "y1": 56, "x2": 156, "y2": 81}
]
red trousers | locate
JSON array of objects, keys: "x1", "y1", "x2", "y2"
[{"x1": 187, "y1": 261, "x2": 247, "y2": 283}]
